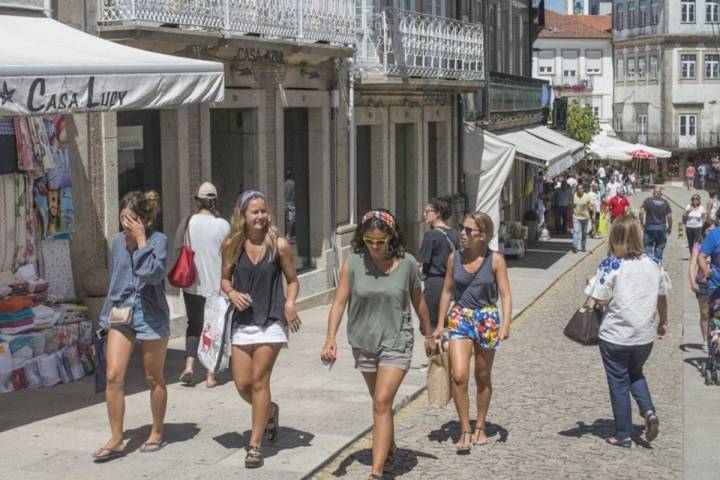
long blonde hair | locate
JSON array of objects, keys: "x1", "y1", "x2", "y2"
[
  {"x1": 222, "y1": 191, "x2": 279, "y2": 267},
  {"x1": 608, "y1": 215, "x2": 644, "y2": 259}
]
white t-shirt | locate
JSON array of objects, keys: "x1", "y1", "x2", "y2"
[
  {"x1": 566, "y1": 177, "x2": 578, "y2": 188},
  {"x1": 590, "y1": 191, "x2": 602, "y2": 211},
  {"x1": 184, "y1": 214, "x2": 230, "y2": 297},
  {"x1": 597, "y1": 167, "x2": 606, "y2": 178},
  {"x1": 606, "y1": 181, "x2": 619, "y2": 199},
  {"x1": 585, "y1": 255, "x2": 671, "y2": 346},
  {"x1": 685, "y1": 205, "x2": 706, "y2": 229}
]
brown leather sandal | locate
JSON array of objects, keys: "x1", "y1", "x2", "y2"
[{"x1": 245, "y1": 445, "x2": 263, "y2": 468}]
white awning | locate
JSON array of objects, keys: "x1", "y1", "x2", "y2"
[
  {"x1": 463, "y1": 122, "x2": 516, "y2": 251},
  {"x1": 589, "y1": 134, "x2": 672, "y2": 161},
  {"x1": 494, "y1": 128, "x2": 574, "y2": 178},
  {"x1": 523, "y1": 125, "x2": 584, "y2": 160},
  {"x1": 0, "y1": 13, "x2": 224, "y2": 116}
]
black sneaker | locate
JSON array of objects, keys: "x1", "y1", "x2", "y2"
[
  {"x1": 644, "y1": 412, "x2": 659, "y2": 442},
  {"x1": 572, "y1": 247, "x2": 578, "y2": 253}
]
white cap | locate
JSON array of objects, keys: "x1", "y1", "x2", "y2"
[{"x1": 195, "y1": 182, "x2": 217, "y2": 199}]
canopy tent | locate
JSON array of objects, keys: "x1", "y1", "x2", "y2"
[
  {"x1": 0, "y1": 13, "x2": 224, "y2": 116},
  {"x1": 494, "y1": 128, "x2": 574, "y2": 178},
  {"x1": 463, "y1": 122, "x2": 517, "y2": 251},
  {"x1": 589, "y1": 134, "x2": 672, "y2": 161}
]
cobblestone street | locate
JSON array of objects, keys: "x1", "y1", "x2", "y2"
[{"x1": 314, "y1": 192, "x2": 685, "y2": 480}]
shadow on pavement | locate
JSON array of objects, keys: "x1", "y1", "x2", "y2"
[
  {"x1": 558, "y1": 419, "x2": 653, "y2": 449},
  {"x1": 122, "y1": 422, "x2": 201, "y2": 453},
  {"x1": 679, "y1": 342, "x2": 704, "y2": 352},
  {"x1": 506, "y1": 241, "x2": 574, "y2": 270},
  {"x1": 213, "y1": 426, "x2": 314, "y2": 458},
  {"x1": 684, "y1": 357, "x2": 707, "y2": 375},
  {"x1": 330, "y1": 447, "x2": 437, "y2": 478},
  {"x1": 0, "y1": 347, "x2": 190, "y2": 433},
  {"x1": 427, "y1": 420, "x2": 508, "y2": 444}
]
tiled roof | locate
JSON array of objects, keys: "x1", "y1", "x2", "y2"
[{"x1": 539, "y1": 10, "x2": 612, "y2": 39}]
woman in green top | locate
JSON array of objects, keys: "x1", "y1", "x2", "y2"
[{"x1": 321, "y1": 209, "x2": 436, "y2": 480}]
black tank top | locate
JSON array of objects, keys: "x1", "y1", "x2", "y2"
[
  {"x1": 231, "y1": 249, "x2": 286, "y2": 327},
  {"x1": 453, "y1": 250, "x2": 498, "y2": 309}
]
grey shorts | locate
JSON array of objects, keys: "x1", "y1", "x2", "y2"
[{"x1": 352, "y1": 348, "x2": 412, "y2": 373}]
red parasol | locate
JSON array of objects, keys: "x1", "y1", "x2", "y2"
[{"x1": 628, "y1": 149, "x2": 656, "y2": 159}]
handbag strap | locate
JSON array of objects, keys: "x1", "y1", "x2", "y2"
[{"x1": 184, "y1": 215, "x2": 193, "y2": 248}]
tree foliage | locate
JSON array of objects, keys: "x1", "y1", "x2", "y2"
[{"x1": 566, "y1": 103, "x2": 600, "y2": 148}]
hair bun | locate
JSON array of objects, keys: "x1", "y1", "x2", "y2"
[{"x1": 143, "y1": 190, "x2": 161, "y2": 224}]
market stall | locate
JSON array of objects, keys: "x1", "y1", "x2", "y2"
[{"x1": 0, "y1": 10, "x2": 224, "y2": 394}]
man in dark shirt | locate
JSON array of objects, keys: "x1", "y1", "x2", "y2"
[{"x1": 640, "y1": 187, "x2": 673, "y2": 262}]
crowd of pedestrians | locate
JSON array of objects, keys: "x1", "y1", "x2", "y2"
[{"x1": 93, "y1": 168, "x2": 696, "y2": 477}]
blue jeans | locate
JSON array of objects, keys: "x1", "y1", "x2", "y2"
[
  {"x1": 643, "y1": 227, "x2": 667, "y2": 262},
  {"x1": 573, "y1": 218, "x2": 589, "y2": 250},
  {"x1": 599, "y1": 340, "x2": 656, "y2": 438}
]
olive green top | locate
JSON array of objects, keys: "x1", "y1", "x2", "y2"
[{"x1": 346, "y1": 252, "x2": 421, "y2": 354}]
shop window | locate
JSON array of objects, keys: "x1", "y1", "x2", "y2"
[
  {"x1": 284, "y1": 108, "x2": 312, "y2": 271},
  {"x1": 117, "y1": 110, "x2": 162, "y2": 231},
  {"x1": 210, "y1": 108, "x2": 258, "y2": 219},
  {"x1": 395, "y1": 123, "x2": 418, "y2": 252}
]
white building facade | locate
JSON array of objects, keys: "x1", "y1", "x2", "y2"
[
  {"x1": 532, "y1": 11, "x2": 614, "y2": 131},
  {"x1": 613, "y1": 0, "x2": 720, "y2": 182}
]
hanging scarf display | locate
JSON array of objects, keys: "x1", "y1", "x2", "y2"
[{"x1": 13, "y1": 118, "x2": 34, "y2": 172}]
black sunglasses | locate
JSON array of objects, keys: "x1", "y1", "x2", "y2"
[{"x1": 458, "y1": 224, "x2": 481, "y2": 236}]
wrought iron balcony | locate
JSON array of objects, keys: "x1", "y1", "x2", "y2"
[
  {"x1": 98, "y1": 0, "x2": 355, "y2": 45},
  {"x1": 355, "y1": 7, "x2": 484, "y2": 82}
]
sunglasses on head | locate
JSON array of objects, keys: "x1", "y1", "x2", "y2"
[
  {"x1": 363, "y1": 236, "x2": 390, "y2": 247},
  {"x1": 458, "y1": 224, "x2": 481, "y2": 236}
]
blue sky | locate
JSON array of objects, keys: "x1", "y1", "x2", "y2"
[{"x1": 545, "y1": 0, "x2": 565, "y2": 12}]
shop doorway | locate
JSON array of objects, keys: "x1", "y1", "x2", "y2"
[
  {"x1": 395, "y1": 122, "x2": 418, "y2": 252},
  {"x1": 356, "y1": 125, "x2": 373, "y2": 215},
  {"x1": 210, "y1": 108, "x2": 258, "y2": 219},
  {"x1": 117, "y1": 110, "x2": 162, "y2": 230},
  {"x1": 284, "y1": 108, "x2": 312, "y2": 271},
  {"x1": 427, "y1": 121, "x2": 439, "y2": 200}
]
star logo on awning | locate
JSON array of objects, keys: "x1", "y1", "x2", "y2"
[{"x1": 0, "y1": 82, "x2": 15, "y2": 105}]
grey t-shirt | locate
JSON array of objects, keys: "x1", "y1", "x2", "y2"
[
  {"x1": 642, "y1": 196, "x2": 672, "y2": 226},
  {"x1": 347, "y1": 253, "x2": 421, "y2": 354}
]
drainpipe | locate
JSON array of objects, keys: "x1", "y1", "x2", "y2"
[
  {"x1": 456, "y1": 1, "x2": 465, "y2": 199},
  {"x1": 348, "y1": 58, "x2": 356, "y2": 226}
]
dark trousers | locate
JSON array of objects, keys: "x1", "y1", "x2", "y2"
[
  {"x1": 422, "y1": 276, "x2": 445, "y2": 335},
  {"x1": 643, "y1": 227, "x2": 668, "y2": 262},
  {"x1": 554, "y1": 206, "x2": 569, "y2": 234},
  {"x1": 686, "y1": 226, "x2": 702, "y2": 252},
  {"x1": 183, "y1": 291, "x2": 206, "y2": 359},
  {"x1": 599, "y1": 340, "x2": 656, "y2": 438}
]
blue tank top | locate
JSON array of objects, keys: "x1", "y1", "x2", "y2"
[{"x1": 453, "y1": 250, "x2": 498, "y2": 309}]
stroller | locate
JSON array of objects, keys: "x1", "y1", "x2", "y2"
[{"x1": 705, "y1": 295, "x2": 720, "y2": 385}]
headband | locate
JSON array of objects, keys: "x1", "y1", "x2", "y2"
[
  {"x1": 238, "y1": 190, "x2": 265, "y2": 210},
  {"x1": 361, "y1": 210, "x2": 396, "y2": 232}
]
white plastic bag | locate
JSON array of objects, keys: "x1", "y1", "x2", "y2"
[{"x1": 198, "y1": 294, "x2": 232, "y2": 373}]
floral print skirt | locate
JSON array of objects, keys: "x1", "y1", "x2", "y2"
[{"x1": 444, "y1": 302, "x2": 501, "y2": 350}]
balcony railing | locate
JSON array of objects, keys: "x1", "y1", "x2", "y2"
[
  {"x1": 98, "y1": 0, "x2": 355, "y2": 45},
  {"x1": 355, "y1": 7, "x2": 484, "y2": 81},
  {"x1": 489, "y1": 72, "x2": 546, "y2": 114},
  {"x1": 549, "y1": 75, "x2": 594, "y2": 93},
  {"x1": 617, "y1": 130, "x2": 720, "y2": 150}
]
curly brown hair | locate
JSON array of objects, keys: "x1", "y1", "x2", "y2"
[{"x1": 351, "y1": 208, "x2": 405, "y2": 258}]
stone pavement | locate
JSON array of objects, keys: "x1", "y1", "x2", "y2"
[
  {"x1": 314, "y1": 189, "x2": 694, "y2": 480},
  {"x1": 0, "y1": 230, "x2": 598, "y2": 479}
]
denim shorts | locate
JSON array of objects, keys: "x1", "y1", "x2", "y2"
[
  {"x1": 352, "y1": 347, "x2": 412, "y2": 372},
  {"x1": 111, "y1": 304, "x2": 170, "y2": 341}
]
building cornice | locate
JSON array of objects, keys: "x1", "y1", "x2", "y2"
[{"x1": 614, "y1": 34, "x2": 720, "y2": 48}]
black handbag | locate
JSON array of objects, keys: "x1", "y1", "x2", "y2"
[{"x1": 564, "y1": 297, "x2": 603, "y2": 346}]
